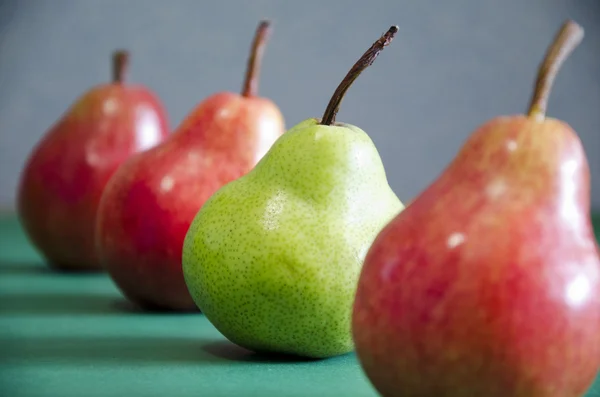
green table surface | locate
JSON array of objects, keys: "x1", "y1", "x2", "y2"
[{"x1": 1, "y1": 213, "x2": 600, "y2": 397}]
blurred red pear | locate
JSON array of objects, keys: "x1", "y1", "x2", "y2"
[
  {"x1": 17, "y1": 51, "x2": 169, "y2": 271},
  {"x1": 353, "y1": 20, "x2": 600, "y2": 397},
  {"x1": 95, "y1": 20, "x2": 285, "y2": 311}
]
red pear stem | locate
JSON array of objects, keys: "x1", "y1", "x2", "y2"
[
  {"x1": 242, "y1": 20, "x2": 272, "y2": 97},
  {"x1": 112, "y1": 50, "x2": 129, "y2": 84},
  {"x1": 320, "y1": 26, "x2": 398, "y2": 126},
  {"x1": 527, "y1": 20, "x2": 584, "y2": 120}
]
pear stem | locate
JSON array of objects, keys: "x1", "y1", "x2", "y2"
[
  {"x1": 320, "y1": 26, "x2": 398, "y2": 126},
  {"x1": 527, "y1": 20, "x2": 584, "y2": 120},
  {"x1": 242, "y1": 20, "x2": 272, "y2": 97},
  {"x1": 112, "y1": 50, "x2": 129, "y2": 84}
]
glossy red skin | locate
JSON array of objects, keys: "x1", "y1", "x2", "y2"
[
  {"x1": 95, "y1": 92, "x2": 285, "y2": 311},
  {"x1": 353, "y1": 115, "x2": 600, "y2": 397},
  {"x1": 17, "y1": 84, "x2": 169, "y2": 271}
]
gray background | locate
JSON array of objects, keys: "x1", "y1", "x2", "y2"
[{"x1": 0, "y1": 0, "x2": 599, "y2": 210}]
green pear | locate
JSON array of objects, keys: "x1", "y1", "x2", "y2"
[{"x1": 182, "y1": 26, "x2": 403, "y2": 359}]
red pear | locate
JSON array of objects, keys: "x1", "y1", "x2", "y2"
[
  {"x1": 17, "y1": 51, "x2": 169, "y2": 272},
  {"x1": 353, "y1": 20, "x2": 600, "y2": 397},
  {"x1": 95, "y1": 20, "x2": 285, "y2": 311}
]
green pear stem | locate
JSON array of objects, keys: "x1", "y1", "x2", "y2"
[
  {"x1": 527, "y1": 20, "x2": 584, "y2": 121},
  {"x1": 242, "y1": 20, "x2": 272, "y2": 97},
  {"x1": 320, "y1": 26, "x2": 398, "y2": 126},
  {"x1": 112, "y1": 50, "x2": 129, "y2": 84}
]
